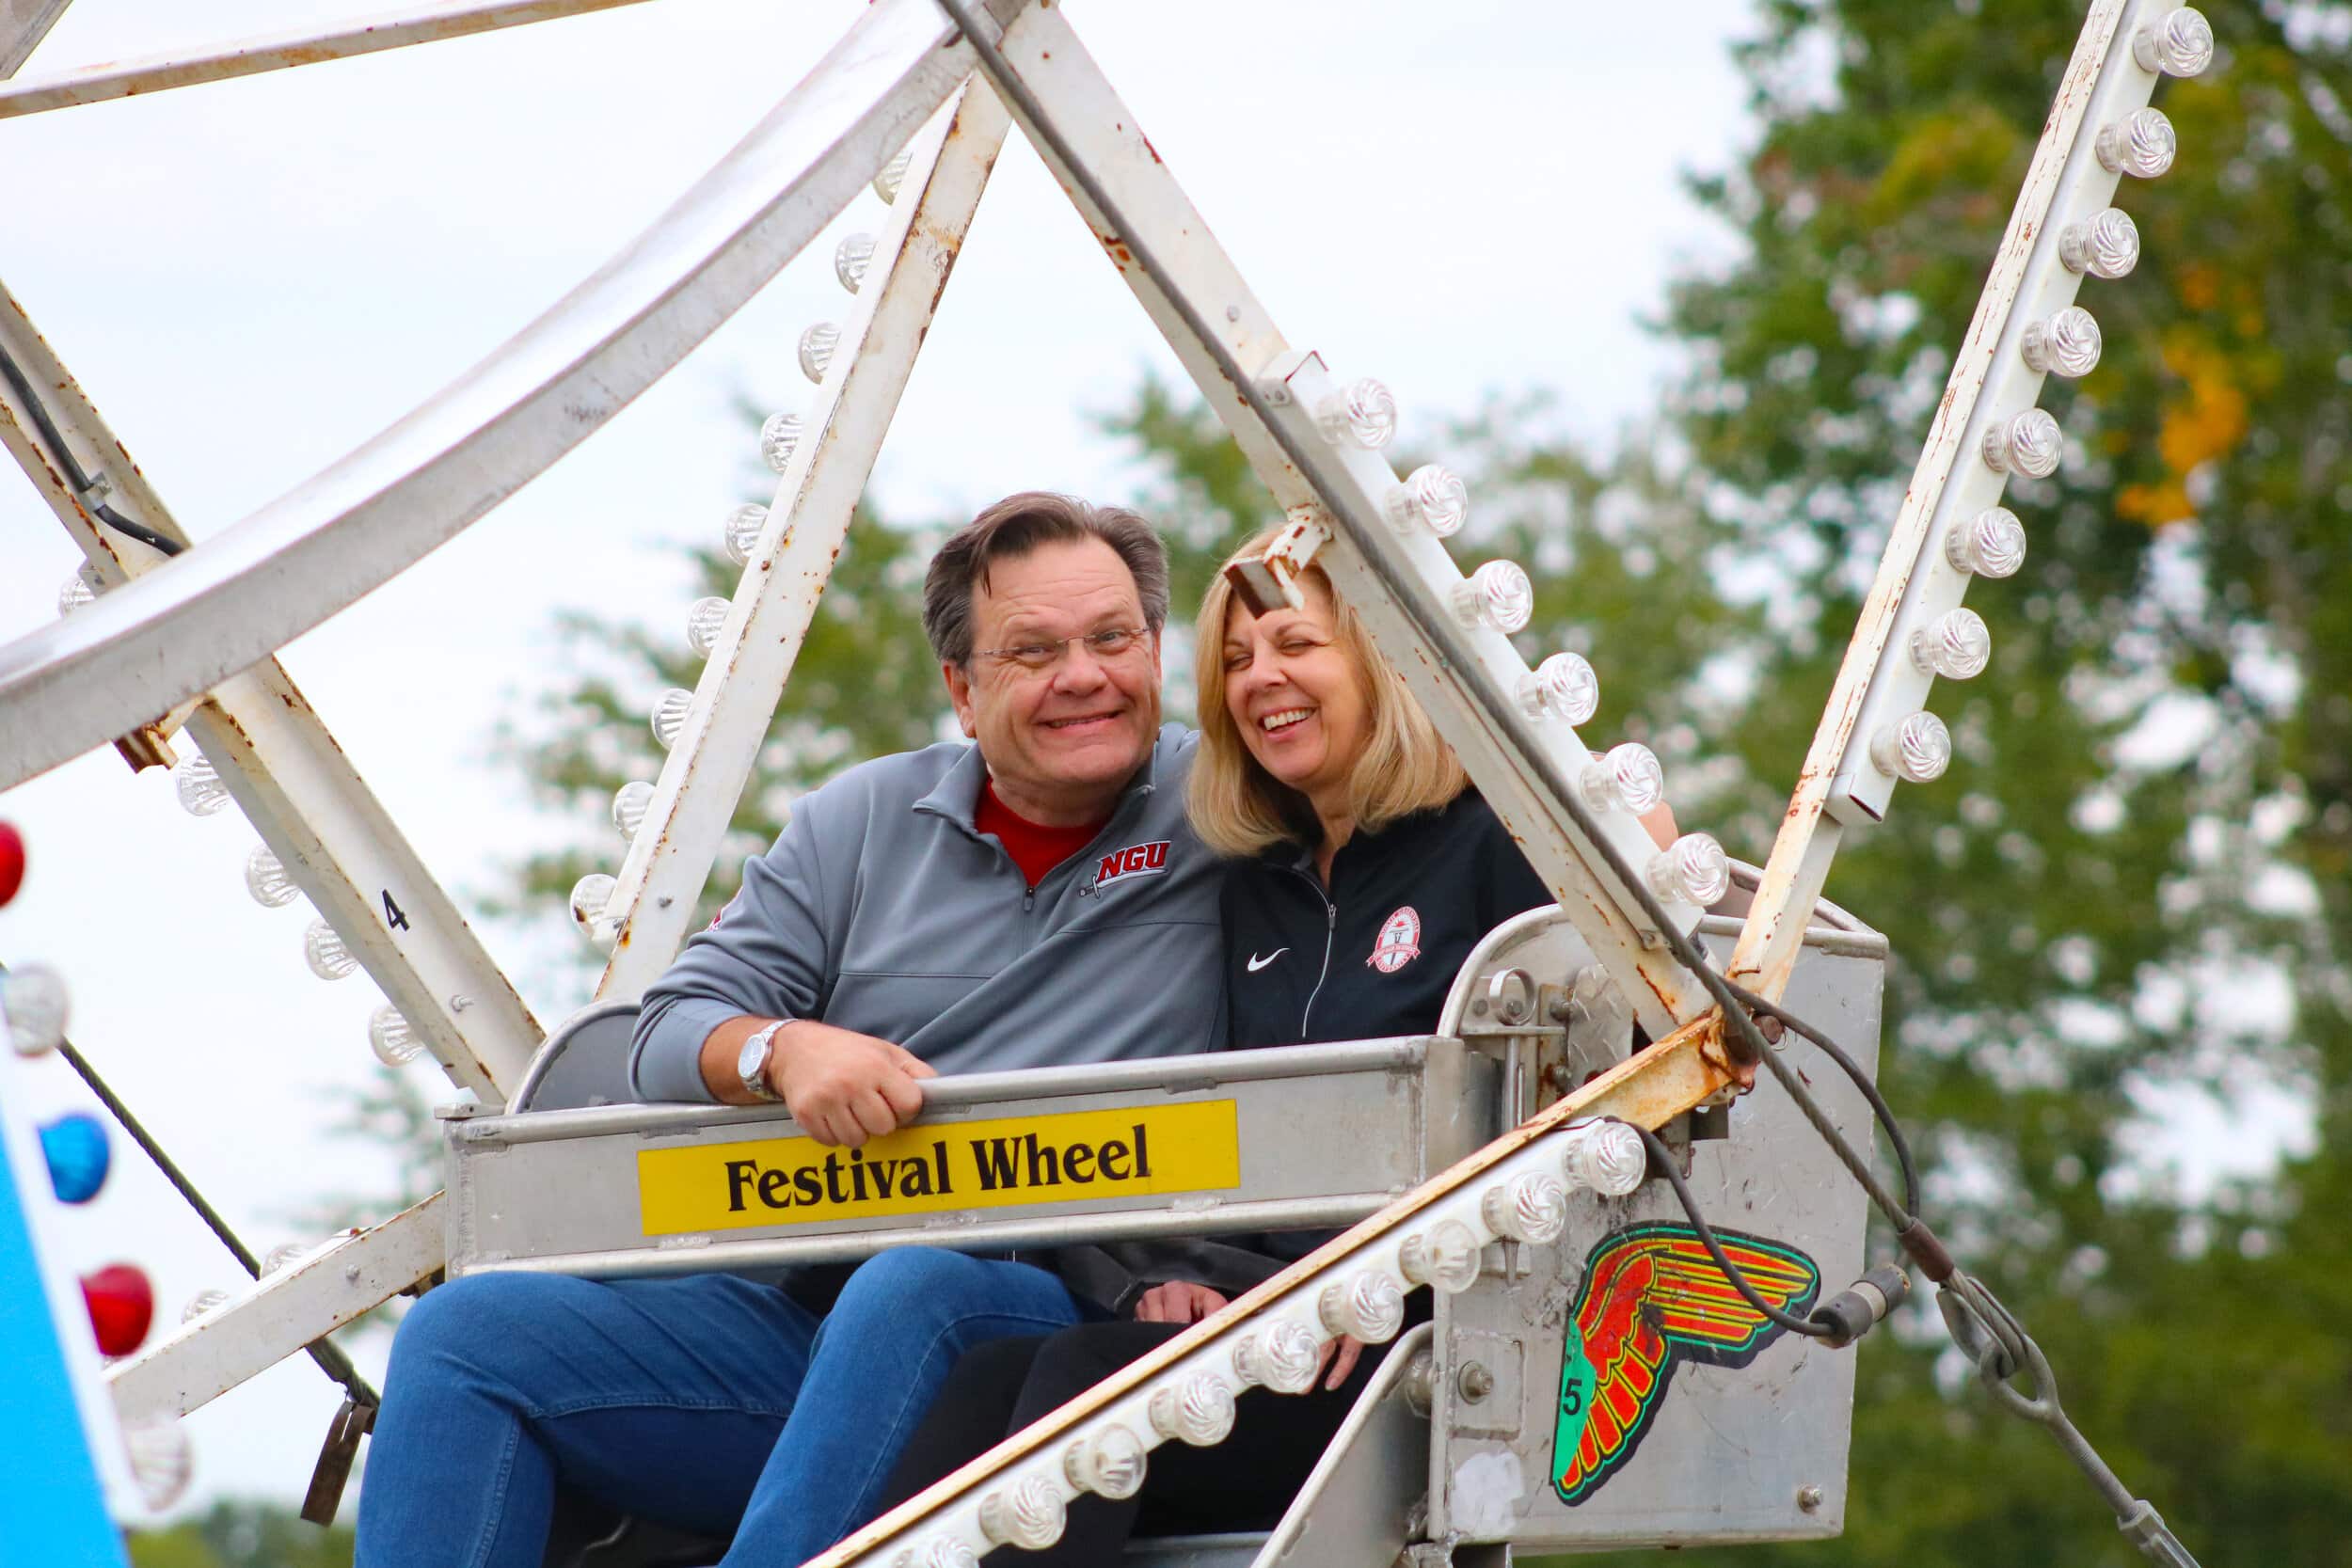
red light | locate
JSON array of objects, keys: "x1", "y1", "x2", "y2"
[
  {"x1": 0, "y1": 822, "x2": 23, "y2": 908},
  {"x1": 81, "y1": 1263, "x2": 155, "y2": 1357}
]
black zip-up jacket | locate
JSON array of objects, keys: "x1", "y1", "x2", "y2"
[
  {"x1": 1075, "y1": 790, "x2": 1552, "y2": 1308},
  {"x1": 1223, "y1": 788, "x2": 1551, "y2": 1050}
]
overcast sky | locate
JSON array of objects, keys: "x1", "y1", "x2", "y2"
[{"x1": 0, "y1": 0, "x2": 1772, "y2": 1518}]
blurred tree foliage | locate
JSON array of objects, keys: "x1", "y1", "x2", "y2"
[
  {"x1": 126, "y1": 1500, "x2": 351, "y2": 1568},
  {"x1": 466, "y1": 3, "x2": 2349, "y2": 1564}
]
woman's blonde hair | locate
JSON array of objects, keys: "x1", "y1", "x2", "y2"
[{"x1": 1188, "y1": 528, "x2": 1468, "y2": 857}]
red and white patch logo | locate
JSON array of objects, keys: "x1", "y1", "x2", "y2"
[
  {"x1": 1095, "y1": 840, "x2": 1170, "y2": 890},
  {"x1": 1367, "y1": 905, "x2": 1422, "y2": 974}
]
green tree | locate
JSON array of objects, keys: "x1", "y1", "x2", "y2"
[
  {"x1": 127, "y1": 1500, "x2": 352, "y2": 1568},
  {"x1": 1611, "y1": 3, "x2": 2352, "y2": 1564}
]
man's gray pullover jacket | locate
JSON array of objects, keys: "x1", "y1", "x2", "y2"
[{"x1": 630, "y1": 724, "x2": 1225, "y2": 1103}]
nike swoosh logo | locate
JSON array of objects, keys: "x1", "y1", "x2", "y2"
[{"x1": 1247, "y1": 948, "x2": 1289, "y2": 973}]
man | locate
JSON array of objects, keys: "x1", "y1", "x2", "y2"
[{"x1": 357, "y1": 494, "x2": 1224, "y2": 1568}]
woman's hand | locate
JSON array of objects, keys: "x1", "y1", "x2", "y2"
[
  {"x1": 1316, "y1": 1336, "x2": 1364, "y2": 1389},
  {"x1": 1132, "y1": 1281, "x2": 1231, "y2": 1323}
]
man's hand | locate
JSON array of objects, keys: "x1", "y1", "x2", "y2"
[
  {"x1": 771, "y1": 1021, "x2": 935, "y2": 1147},
  {"x1": 1132, "y1": 1281, "x2": 1229, "y2": 1323}
]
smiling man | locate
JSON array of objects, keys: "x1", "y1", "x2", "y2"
[{"x1": 358, "y1": 494, "x2": 1225, "y2": 1568}]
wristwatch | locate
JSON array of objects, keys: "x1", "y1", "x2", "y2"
[{"x1": 736, "y1": 1020, "x2": 787, "y2": 1104}]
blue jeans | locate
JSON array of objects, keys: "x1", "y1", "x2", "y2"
[{"x1": 355, "y1": 1249, "x2": 1084, "y2": 1568}]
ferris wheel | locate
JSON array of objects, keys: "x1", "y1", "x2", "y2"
[{"x1": 0, "y1": 2, "x2": 2219, "y2": 1564}]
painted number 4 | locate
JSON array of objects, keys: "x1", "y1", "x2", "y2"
[{"x1": 381, "y1": 889, "x2": 411, "y2": 931}]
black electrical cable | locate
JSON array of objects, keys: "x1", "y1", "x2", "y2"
[
  {"x1": 0, "y1": 340, "x2": 186, "y2": 558},
  {"x1": 2, "y1": 962, "x2": 380, "y2": 1408},
  {"x1": 1629, "y1": 1122, "x2": 1836, "y2": 1338},
  {"x1": 1719, "y1": 974, "x2": 1921, "y2": 1218}
]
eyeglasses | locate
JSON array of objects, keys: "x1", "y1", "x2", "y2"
[{"x1": 974, "y1": 626, "x2": 1151, "y2": 674}]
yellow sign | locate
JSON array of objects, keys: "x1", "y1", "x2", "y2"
[{"x1": 637, "y1": 1100, "x2": 1241, "y2": 1236}]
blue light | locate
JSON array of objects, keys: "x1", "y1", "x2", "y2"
[{"x1": 39, "y1": 1114, "x2": 109, "y2": 1205}]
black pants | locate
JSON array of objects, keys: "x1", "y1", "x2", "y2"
[{"x1": 876, "y1": 1320, "x2": 1386, "y2": 1562}]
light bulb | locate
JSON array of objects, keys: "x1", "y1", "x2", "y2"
[
  {"x1": 1908, "y1": 608, "x2": 1992, "y2": 680},
  {"x1": 82, "y1": 1263, "x2": 154, "y2": 1355},
  {"x1": 1064, "y1": 1425, "x2": 1147, "y2": 1498},
  {"x1": 182, "y1": 1288, "x2": 230, "y2": 1323},
  {"x1": 2133, "y1": 8, "x2": 2214, "y2": 75},
  {"x1": 303, "y1": 919, "x2": 358, "y2": 981},
  {"x1": 1869, "y1": 711, "x2": 1953, "y2": 784},
  {"x1": 2021, "y1": 307, "x2": 2102, "y2": 378},
  {"x1": 2058, "y1": 208, "x2": 2140, "y2": 279},
  {"x1": 40, "y1": 1113, "x2": 110, "y2": 1203},
  {"x1": 2096, "y1": 107, "x2": 2177, "y2": 180},
  {"x1": 1577, "y1": 743, "x2": 1665, "y2": 816},
  {"x1": 1560, "y1": 1120, "x2": 1646, "y2": 1196},
  {"x1": 1318, "y1": 1271, "x2": 1406, "y2": 1343},
  {"x1": 1233, "y1": 1319, "x2": 1322, "y2": 1393},
  {"x1": 834, "y1": 232, "x2": 878, "y2": 293},
  {"x1": 651, "y1": 689, "x2": 694, "y2": 750},
  {"x1": 1645, "y1": 832, "x2": 1730, "y2": 908},
  {"x1": 1981, "y1": 408, "x2": 2063, "y2": 478},
  {"x1": 262, "y1": 1240, "x2": 311, "y2": 1275},
  {"x1": 978, "y1": 1475, "x2": 1065, "y2": 1549},
  {"x1": 369, "y1": 1004, "x2": 425, "y2": 1067},
  {"x1": 874, "y1": 147, "x2": 914, "y2": 204},
  {"x1": 687, "y1": 596, "x2": 732, "y2": 658},
  {"x1": 1382, "y1": 464, "x2": 1469, "y2": 536},
  {"x1": 1312, "y1": 378, "x2": 1396, "y2": 449},
  {"x1": 244, "y1": 844, "x2": 300, "y2": 908},
  {"x1": 1452, "y1": 561, "x2": 1534, "y2": 634},
  {"x1": 1, "y1": 962, "x2": 70, "y2": 1054},
  {"x1": 122, "y1": 1417, "x2": 193, "y2": 1511},
  {"x1": 612, "y1": 781, "x2": 656, "y2": 842},
  {"x1": 174, "y1": 753, "x2": 230, "y2": 816},
  {"x1": 1482, "y1": 1172, "x2": 1569, "y2": 1245},
  {"x1": 759, "y1": 412, "x2": 803, "y2": 473},
  {"x1": 1400, "y1": 1220, "x2": 1484, "y2": 1293},
  {"x1": 571, "y1": 873, "x2": 619, "y2": 947},
  {"x1": 1946, "y1": 508, "x2": 2027, "y2": 578},
  {"x1": 57, "y1": 573, "x2": 93, "y2": 615},
  {"x1": 798, "y1": 323, "x2": 840, "y2": 384},
  {"x1": 1148, "y1": 1373, "x2": 1236, "y2": 1446},
  {"x1": 723, "y1": 503, "x2": 770, "y2": 566},
  {"x1": 1518, "y1": 652, "x2": 1600, "y2": 726}
]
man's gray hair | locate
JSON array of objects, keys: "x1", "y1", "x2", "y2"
[{"x1": 922, "y1": 492, "x2": 1171, "y2": 666}]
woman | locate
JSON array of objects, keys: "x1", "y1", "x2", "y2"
[{"x1": 873, "y1": 531, "x2": 1668, "y2": 1553}]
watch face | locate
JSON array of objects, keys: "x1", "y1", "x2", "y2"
[{"x1": 738, "y1": 1034, "x2": 771, "y2": 1092}]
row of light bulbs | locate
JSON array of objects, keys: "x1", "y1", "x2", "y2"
[
  {"x1": 570, "y1": 150, "x2": 916, "y2": 946},
  {"x1": 1292, "y1": 372, "x2": 1733, "y2": 908},
  {"x1": 873, "y1": 1119, "x2": 1647, "y2": 1566},
  {"x1": 1863, "y1": 8, "x2": 2212, "y2": 793},
  {"x1": 163, "y1": 752, "x2": 425, "y2": 1069}
]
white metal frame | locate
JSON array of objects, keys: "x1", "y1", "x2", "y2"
[{"x1": 0, "y1": 0, "x2": 2213, "y2": 1549}]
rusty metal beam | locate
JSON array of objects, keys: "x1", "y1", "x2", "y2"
[
  {"x1": 0, "y1": 0, "x2": 661, "y2": 119},
  {"x1": 0, "y1": 0, "x2": 1026, "y2": 792},
  {"x1": 108, "y1": 1196, "x2": 443, "y2": 1424},
  {"x1": 0, "y1": 0, "x2": 72, "y2": 77},
  {"x1": 0, "y1": 276, "x2": 541, "y2": 1101},
  {"x1": 1726, "y1": 0, "x2": 2153, "y2": 1003},
  {"x1": 596, "y1": 78, "x2": 1011, "y2": 999}
]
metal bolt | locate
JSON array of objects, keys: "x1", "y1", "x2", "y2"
[
  {"x1": 342, "y1": 1263, "x2": 361, "y2": 1284},
  {"x1": 1225, "y1": 305, "x2": 1241, "y2": 323},
  {"x1": 449, "y1": 994, "x2": 472, "y2": 1013},
  {"x1": 1455, "y1": 1361, "x2": 1494, "y2": 1403},
  {"x1": 1797, "y1": 1484, "x2": 1823, "y2": 1513}
]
